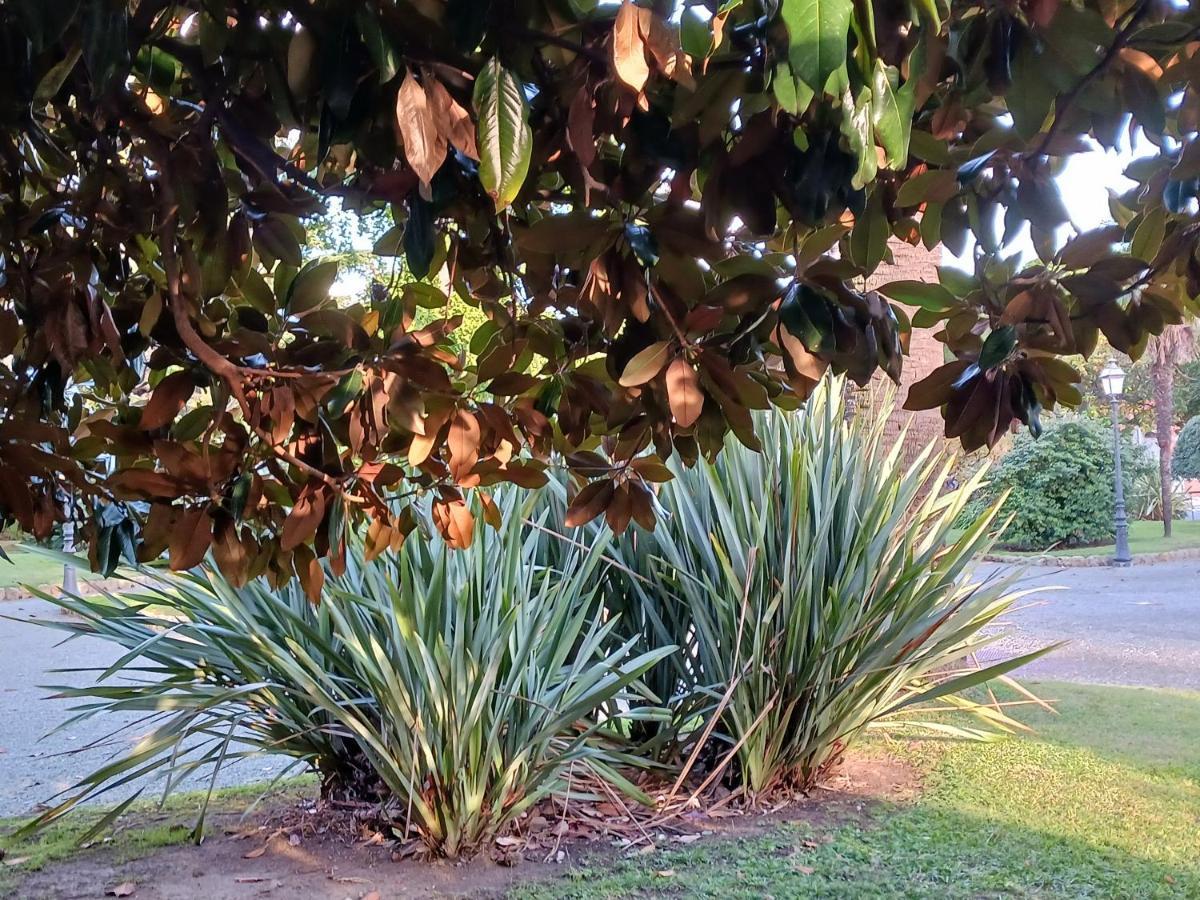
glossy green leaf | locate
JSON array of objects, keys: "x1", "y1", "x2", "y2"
[
  {"x1": 849, "y1": 189, "x2": 888, "y2": 271},
  {"x1": 473, "y1": 58, "x2": 532, "y2": 210},
  {"x1": 876, "y1": 280, "x2": 958, "y2": 311},
  {"x1": 979, "y1": 325, "x2": 1018, "y2": 369},
  {"x1": 1008, "y1": 37, "x2": 1056, "y2": 141},
  {"x1": 870, "y1": 59, "x2": 914, "y2": 168},
  {"x1": 1130, "y1": 206, "x2": 1166, "y2": 263},
  {"x1": 780, "y1": 0, "x2": 853, "y2": 96},
  {"x1": 842, "y1": 85, "x2": 877, "y2": 188},
  {"x1": 356, "y1": 7, "x2": 400, "y2": 83},
  {"x1": 287, "y1": 259, "x2": 339, "y2": 314}
]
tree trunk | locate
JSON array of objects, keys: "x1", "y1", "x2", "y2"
[{"x1": 1152, "y1": 358, "x2": 1175, "y2": 537}]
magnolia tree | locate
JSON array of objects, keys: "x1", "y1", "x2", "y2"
[{"x1": 1, "y1": 0, "x2": 1199, "y2": 596}]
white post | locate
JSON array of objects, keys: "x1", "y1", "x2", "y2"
[{"x1": 62, "y1": 520, "x2": 79, "y2": 596}]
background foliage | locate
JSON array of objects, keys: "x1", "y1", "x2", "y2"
[
  {"x1": 972, "y1": 418, "x2": 1146, "y2": 550},
  {"x1": 1173, "y1": 416, "x2": 1200, "y2": 480}
]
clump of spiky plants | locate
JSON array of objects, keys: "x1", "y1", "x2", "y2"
[{"x1": 25, "y1": 491, "x2": 673, "y2": 858}]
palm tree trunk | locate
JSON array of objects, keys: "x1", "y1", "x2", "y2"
[{"x1": 1152, "y1": 359, "x2": 1175, "y2": 537}]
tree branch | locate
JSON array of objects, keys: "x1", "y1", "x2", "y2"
[
  {"x1": 122, "y1": 100, "x2": 352, "y2": 497},
  {"x1": 1032, "y1": 0, "x2": 1152, "y2": 158}
]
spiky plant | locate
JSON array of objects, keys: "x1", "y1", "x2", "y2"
[
  {"x1": 611, "y1": 379, "x2": 1051, "y2": 798},
  {"x1": 24, "y1": 492, "x2": 673, "y2": 857}
]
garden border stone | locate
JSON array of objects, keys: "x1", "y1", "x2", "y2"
[
  {"x1": 982, "y1": 547, "x2": 1200, "y2": 567},
  {"x1": 0, "y1": 576, "x2": 141, "y2": 601}
]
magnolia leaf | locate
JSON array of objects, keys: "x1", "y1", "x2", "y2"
[
  {"x1": 896, "y1": 169, "x2": 959, "y2": 207},
  {"x1": 870, "y1": 60, "x2": 914, "y2": 168},
  {"x1": 252, "y1": 217, "x2": 302, "y2": 268},
  {"x1": 780, "y1": 0, "x2": 852, "y2": 96},
  {"x1": 447, "y1": 409, "x2": 481, "y2": 482},
  {"x1": 1130, "y1": 207, "x2": 1166, "y2": 263},
  {"x1": 286, "y1": 28, "x2": 317, "y2": 97},
  {"x1": 281, "y1": 489, "x2": 327, "y2": 552},
  {"x1": 294, "y1": 545, "x2": 325, "y2": 603},
  {"x1": 1009, "y1": 38, "x2": 1056, "y2": 140},
  {"x1": 841, "y1": 85, "x2": 876, "y2": 188},
  {"x1": 612, "y1": 0, "x2": 650, "y2": 91},
  {"x1": 355, "y1": 7, "x2": 399, "y2": 83},
  {"x1": 287, "y1": 259, "x2": 338, "y2": 314},
  {"x1": 848, "y1": 190, "x2": 889, "y2": 271},
  {"x1": 665, "y1": 357, "x2": 704, "y2": 427},
  {"x1": 425, "y1": 76, "x2": 479, "y2": 160},
  {"x1": 565, "y1": 479, "x2": 615, "y2": 528},
  {"x1": 140, "y1": 371, "x2": 195, "y2": 430},
  {"x1": 680, "y1": 6, "x2": 715, "y2": 59},
  {"x1": 619, "y1": 341, "x2": 672, "y2": 387},
  {"x1": 473, "y1": 58, "x2": 532, "y2": 209},
  {"x1": 169, "y1": 508, "x2": 212, "y2": 571},
  {"x1": 978, "y1": 325, "x2": 1018, "y2": 369},
  {"x1": 875, "y1": 280, "x2": 957, "y2": 311},
  {"x1": 396, "y1": 69, "x2": 447, "y2": 188}
]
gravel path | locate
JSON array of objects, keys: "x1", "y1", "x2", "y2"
[{"x1": 1, "y1": 559, "x2": 1197, "y2": 817}]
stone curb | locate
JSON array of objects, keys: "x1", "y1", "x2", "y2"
[
  {"x1": 983, "y1": 547, "x2": 1200, "y2": 567},
  {"x1": 0, "y1": 576, "x2": 140, "y2": 601}
]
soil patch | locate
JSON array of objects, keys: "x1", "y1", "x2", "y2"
[{"x1": 7, "y1": 753, "x2": 918, "y2": 900}]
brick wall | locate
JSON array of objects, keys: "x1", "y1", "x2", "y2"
[{"x1": 860, "y1": 240, "x2": 949, "y2": 466}]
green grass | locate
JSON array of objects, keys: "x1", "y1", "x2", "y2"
[
  {"x1": 525, "y1": 681, "x2": 1200, "y2": 899},
  {"x1": 1003, "y1": 519, "x2": 1200, "y2": 558},
  {"x1": 6, "y1": 685, "x2": 1198, "y2": 897},
  {"x1": 0, "y1": 546, "x2": 69, "y2": 591},
  {"x1": 0, "y1": 777, "x2": 316, "y2": 893}
]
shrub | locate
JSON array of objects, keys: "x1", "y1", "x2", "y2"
[
  {"x1": 608, "y1": 382, "x2": 1045, "y2": 797},
  {"x1": 1174, "y1": 416, "x2": 1200, "y2": 479},
  {"x1": 978, "y1": 418, "x2": 1135, "y2": 550},
  {"x1": 26, "y1": 493, "x2": 672, "y2": 858}
]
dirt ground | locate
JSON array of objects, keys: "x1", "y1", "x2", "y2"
[{"x1": 7, "y1": 753, "x2": 919, "y2": 900}]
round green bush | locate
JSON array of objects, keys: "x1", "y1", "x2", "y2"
[
  {"x1": 1174, "y1": 416, "x2": 1200, "y2": 479},
  {"x1": 982, "y1": 419, "x2": 1141, "y2": 551}
]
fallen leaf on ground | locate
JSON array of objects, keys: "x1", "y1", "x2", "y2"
[
  {"x1": 794, "y1": 864, "x2": 815, "y2": 875},
  {"x1": 243, "y1": 845, "x2": 268, "y2": 859},
  {"x1": 655, "y1": 869, "x2": 675, "y2": 878},
  {"x1": 106, "y1": 883, "x2": 137, "y2": 897}
]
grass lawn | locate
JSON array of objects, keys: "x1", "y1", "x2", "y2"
[
  {"x1": 2, "y1": 683, "x2": 1197, "y2": 897},
  {"x1": 529, "y1": 681, "x2": 1200, "y2": 899},
  {"x1": 0, "y1": 545, "x2": 70, "y2": 590},
  {"x1": 1003, "y1": 518, "x2": 1200, "y2": 558}
]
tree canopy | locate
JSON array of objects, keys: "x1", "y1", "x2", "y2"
[{"x1": 2, "y1": 0, "x2": 1200, "y2": 594}]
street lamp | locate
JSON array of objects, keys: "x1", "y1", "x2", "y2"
[{"x1": 1099, "y1": 359, "x2": 1132, "y2": 566}]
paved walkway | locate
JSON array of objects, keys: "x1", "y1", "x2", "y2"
[
  {"x1": 975, "y1": 559, "x2": 1200, "y2": 690},
  {"x1": 0, "y1": 599, "x2": 288, "y2": 818},
  {"x1": 1, "y1": 559, "x2": 1197, "y2": 816}
]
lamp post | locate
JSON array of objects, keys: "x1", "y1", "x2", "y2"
[{"x1": 1099, "y1": 360, "x2": 1132, "y2": 567}]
